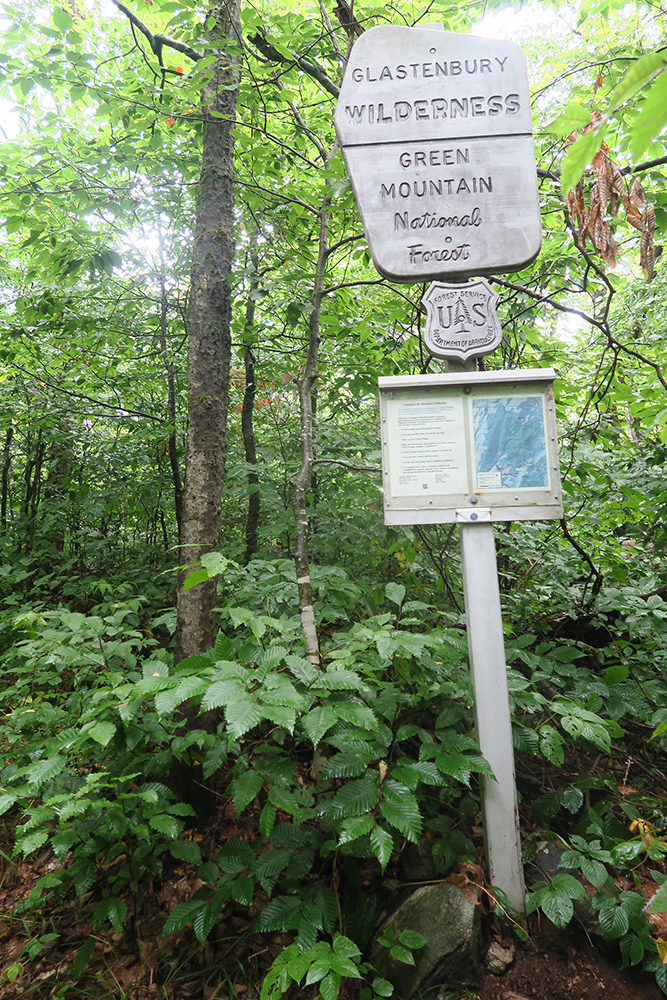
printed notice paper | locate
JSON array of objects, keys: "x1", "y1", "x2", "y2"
[{"x1": 387, "y1": 395, "x2": 467, "y2": 496}]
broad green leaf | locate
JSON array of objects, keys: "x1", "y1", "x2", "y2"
[
  {"x1": 70, "y1": 938, "x2": 95, "y2": 978},
  {"x1": 88, "y1": 721, "x2": 116, "y2": 747},
  {"x1": 646, "y1": 883, "x2": 667, "y2": 913},
  {"x1": 302, "y1": 706, "x2": 337, "y2": 746},
  {"x1": 332, "y1": 934, "x2": 361, "y2": 959},
  {"x1": 225, "y1": 699, "x2": 265, "y2": 738},
  {"x1": 329, "y1": 775, "x2": 380, "y2": 819},
  {"x1": 163, "y1": 898, "x2": 210, "y2": 936},
  {"x1": 149, "y1": 814, "x2": 181, "y2": 838},
  {"x1": 319, "y1": 972, "x2": 341, "y2": 1000},
  {"x1": 215, "y1": 631, "x2": 235, "y2": 660},
  {"x1": 541, "y1": 892, "x2": 574, "y2": 928},
  {"x1": 629, "y1": 72, "x2": 667, "y2": 159},
  {"x1": 560, "y1": 124, "x2": 607, "y2": 197},
  {"x1": 183, "y1": 567, "x2": 209, "y2": 592},
  {"x1": 379, "y1": 781, "x2": 422, "y2": 843},
  {"x1": 546, "y1": 103, "x2": 592, "y2": 136},
  {"x1": 370, "y1": 826, "x2": 394, "y2": 869},
  {"x1": 373, "y1": 977, "x2": 394, "y2": 997},
  {"x1": 608, "y1": 52, "x2": 667, "y2": 111},
  {"x1": 169, "y1": 840, "x2": 202, "y2": 865},
  {"x1": 390, "y1": 944, "x2": 415, "y2": 965},
  {"x1": 339, "y1": 814, "x2": 374, "y2": 844},
  {"x1": 385, "y1": 582, "x2": 406, "y2": 606},
  {"x1": 399, "y1": 930, "x2": 427, "y2": 949},
  {"x1": 598, "y1": 899, "x2": 629, "y2": 939},
  {"x1": 0, "y1": 793, "x2": 16, "y2": 816},
  {"x1": 229, "y1": 769, "x2": 263, "y2": 816},
  {"x1": 605, "y1": 663, "x2": 629, "y2": 686}
]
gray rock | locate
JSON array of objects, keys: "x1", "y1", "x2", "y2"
[
  {"x1": 398, "y1": 836, "x2": 437, "y2": 884},
  {"x1": 368, "y1": 883, "x2": 481, "y2": 999}
]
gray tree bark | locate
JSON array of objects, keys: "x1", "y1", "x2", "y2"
[{"x1": 174, "y1": 0, "x2": 241, "y2": 663}]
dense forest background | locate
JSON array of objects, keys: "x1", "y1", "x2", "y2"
[{"x1": 2, "y1": 0, "x2": 667, "y2": 997}]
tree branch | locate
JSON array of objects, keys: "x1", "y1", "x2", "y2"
[
  {"x1": 110, "y1": 0, "x2": 205, "y2": 62},
  {"x1": 248, "y1": 31, "x2": 340, "y2": 97},
  {"x1": 312, "y1": 459, "x2": 380, "y2": 473}
]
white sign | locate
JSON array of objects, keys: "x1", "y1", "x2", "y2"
[
  {"x1": 422, "y1": 278, "x2": 502, "y2": 361},
  {"x1": 335, "y1": 25, "x2": 542, "y2": 281},
  {"x1": 378, "y1": 370, "x2": 562, "y2": 524}
]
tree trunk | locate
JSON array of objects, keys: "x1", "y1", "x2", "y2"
[
  {"x1": 242, "y1": 342, "x2": 260, "y2": 564},
  {"x1": 174, "y1": 0, "x2": 241, "y2": 664},
  {"x1": 293, "y1": 192, "x2": 331, "y2": 667},
  {"x1": 1, "y1": 424, "x2": 13, "y2": 536},
  {"x1": 159, "y1": 275, "x2": 184, "y2": 544},
  {"x1": 242, "y1": 251, "x2": 260, "y2": 564}
]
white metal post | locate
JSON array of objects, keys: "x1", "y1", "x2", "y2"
[{"x1": 459, "y1": 519, "x2": 525, "y2": 913}]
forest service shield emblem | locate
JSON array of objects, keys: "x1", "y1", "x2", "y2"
[{"x1": 422, "y1": 278, "x2": 502, "y2": 362}]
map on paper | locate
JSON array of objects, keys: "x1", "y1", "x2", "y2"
[
  {"x1": 472, "y1": 395, "x2": 548, "y2": 490},
  {"x1": 387, "y1": 395, "x2": 467, "y2": 497}
]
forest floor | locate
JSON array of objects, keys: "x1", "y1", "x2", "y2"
[{"x1": 0, "y1": 749, "x2": 665, "y2": 1000}]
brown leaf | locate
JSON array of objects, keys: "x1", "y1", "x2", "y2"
[
  {"x1": 624, "y1": 195, "x2": 644, "y2": 231},
  {"x1": 630, "y1": 176, "x2": 647, "y2": 208}
]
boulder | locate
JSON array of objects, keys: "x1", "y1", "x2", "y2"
[{"x1": 368, "y1": 883, "x2": 481, "y2": 999}]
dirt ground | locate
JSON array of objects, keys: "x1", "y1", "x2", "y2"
[{"x1": 474, "y1": 916, "x2": 663, "y2": 1000}]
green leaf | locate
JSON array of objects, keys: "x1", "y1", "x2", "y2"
[
  {"x1": 646, "y1": 883, "x2": 667, "y2": 913},
  {"x1": 302, "y1": 706, "x2": 337, "y2": 747},
  {"x1": 257, "y1": 896, "x2": 302, "y2": 932},
  {"x1": 252, "y1": 848, "x2": 294, "y2": 894},
  {"x1": 541, "y1": 892, "x2": 574, "y2": 928},
  {"x1": 163, "y1": 898, "x2": 210, "y2": 936},
  {"x1": 107, "y1": 897, "x2": 127, "y2": 932},
  {"x1": 333, "y1": 934, "x2": 361, "y2": 959},
  {"x1": 88, "y1": 721, "x2": 116, "y2": 747},
  {"x1": 169, "y1": 840, "x2": 202, "y2": 865},
  {"x1": 373, "y1": 978, "x2": 394, "y2": 997},
  {"x1": 629, "y1": 72, "x2": 667, "y2": 159},
  {"x1": 70, "y1": 937, "x2": 95, "y2": 977},
  {"x1": 605, "y1": 663, "x2": 629, "y2": 685},
  {"x1": 149, "y1": 814, "x2": 181, "y2": 838},
  {"x1": 183, "y1": 567, "x2": 209, "y2": 592},
  {"x1": 399, "y1": 930, "x2": 427, "y2": 949},
  {"x1": 319, "y1": 972, "x2": 341, "y2": 1000},
  {"x1": 608, "y1": 52, "x2": 667, "y2": 111},
  {"x1": 0, "y1": 793, "x2": 16, "y2": 816},
  {"x1": 546, "y1": 103, "x2": 592, "y2": 136},
  {"x1": 225, "y1": 699, "x2": 265, "y2": 738},
  {"x1": 24, "y1": 755, "x2": 66, "y2": 787},
  {"x1": 329, "y1": 775, "x2": 380, "y2": 819},
  {"x1": 598, "y1": 899, "x2": 629, "y2": 939},
  {"x1": 370, "y1": 826, "x2": 394, "y2": 869},
  {"x1": 390, "y1": 944, "x2": 415, "y2": 965},
  {"x1": 215, "y1": 631, "x2": 235, "y2": 661},
  {"x1": 560, "y1": 125, "x2": 607, "y2": 197},
  {"x1": 385, "y1": 582, "x2": 406, "y2": 606},
  {"x1": 260, "y1": 802, "x2": 277, "y2": 839},
  {"x1": 230, "y1": 769, "x2": 263, "y2": 816},
  {"x1": 231, "y1": 875, "x2": 254, "y2": 907},
  {"x1": 379, "y1": 781, "x2": 422, "y2": 843},
  {"x1": 539, "y1": 726, "x2": 564, "y2": 766},
  {"x1": 581, "y1": 857, "x2": 608, "y2": 889}
]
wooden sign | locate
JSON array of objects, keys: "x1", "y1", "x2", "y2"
[{"x1": 335, "y1": 25, "x2": 542, "y2": 282}]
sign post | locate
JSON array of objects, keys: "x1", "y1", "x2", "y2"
[{"x1": 335, "y1": 25, "x2": 553, "y2": 913}]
